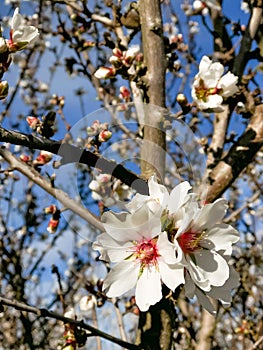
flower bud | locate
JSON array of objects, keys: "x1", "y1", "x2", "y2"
[
  {"x1": 0, "y1": 81, "x2": 9, "y2": 100},
  {"x1": 0, "y1": 37, "x2": 8, "y2": 54},
  {"x1": 35, "y1": 151, "x2": 53, "y2": 165},
  {"x1": 123, "y1": 46, "x2": 140, "y2": 66},
  {"x1": 20, "y1": 154, "x2": 31, "y2": 162},
  {"x1": 94, "y1": 66, "x2": 116, "y2": 79},
  {"x1": 44, "y1": 204, "x2": 57, "y2": 214},
  {"x1": 98, "y1": 130, "x2": 112, "y2": 142},
  {"x1": 119, "y1": 86, "x2": 131, "y2": 101},
  {"x1": 112, "y1": 47, "x2": 123, "y2": 58},
  {"x1": 47, "y1": 218, "x2": 59, "y2": 233},
  {"x1": 26, "y1": 116, "x2": 41, "y2": 129},
  {"x1": 109, "y1": 55, "x2": 123, "y2": 68},
  {"x1": 176, "y1": 93, "x2": 188, "y2": 107}
]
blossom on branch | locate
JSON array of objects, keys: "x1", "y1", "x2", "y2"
[
  {"x1": 93, "y1": 175, "x2": 240, "y2": 313},
  {"x1": 93, "y1": 205, "x2": 184, "y2": 311},
  {"x1": 7, "y1": 8, "x2": 39, "y2": 52},
  {"x1": 192, "y1": 56, "x2": 238, "y2": 111}
]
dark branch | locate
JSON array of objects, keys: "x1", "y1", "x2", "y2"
[{"x1": 0, "y1": 126, "x2": 149, "y2": 195}]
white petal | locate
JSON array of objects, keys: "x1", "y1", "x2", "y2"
[
  {"x1": 192, "y1": 198, "x2": 228, "y2": 231},
  {"x1": 12, "y1": 8, "x2": 22, "y2": 30},
  {"x1": 198, "y1": 56, "x2": 212, "y2": 76},
  {"x1": 159, "y1": 259, "x2": 185, "y2": 291},
  {"x1": 192, "y1": 250, "x2": 230, "y2": 287},
  {"x1": 168, "y1": 181, "x2": 191, "y2": 214},
  {"x1": 93, "y1": 233, "x2": 133, "y2": 262},
  {"x1": 202, "y1": 223, "x2": 240, "y2": 254},
  {"x1": 219, "y1": 72, "x2": 238, "y2": 97},
  {"x1": 135, "y1": 266, "x2": 162, "y2": 311},
  {"x1": 148, "y1": 175, "x2": 170, "y2": 208},
  {"x1": 187, "y1": 256, "x2": 211, "y2": 291},
  {"x1": 102, "y1": 205, "x2": 161, "y2": 242},
  {"x1": 157, "y1": 231, "x2": 178, "y2": 264},
  {"x1": 103, "y1": 261, "x2": 139, "y2": 297}
]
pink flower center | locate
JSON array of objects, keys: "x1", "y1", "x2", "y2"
[
  {"x1": 177, "y1": 231, "x2": 202, "y2": 254},
  {"x1": 132, "y1": 238, "x2": 160, "y2": 266}
]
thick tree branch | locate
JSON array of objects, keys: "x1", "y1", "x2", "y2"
[
  {"x1": 139, "y1": 0, "x2": 166, "y2": 181},
  {"x1": 233, "y1": 3, "x2": 263, "y2": 79},
  {"x1": 0, "y1": 295, "x2": 141, "y2": 350},
  {"x1": 206, "y1": 103, "x2": 263, "y2": 202},
  {"x1": 0, "y1": 126, "x2": 149, "y2": 195}
]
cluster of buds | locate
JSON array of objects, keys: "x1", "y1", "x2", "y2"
[
  {"x1": 20, "y1": 150, "x2": 53, "y2": 167},
  {"x1": 0, "y1": 8, "x2": 39, "y2": 99},
  {"x1": 86, "y1": 120, "x2": 112, "y2": 149},
  {"x1": 94, "y1": 45, "x2": 142, "y2": 79},
  {"x1": 26, "y1": 111, "x2": 56, "y2": 138},
  {"x1": 49, "y1": 94, "x2": 65, "y2": 108},
  {"x1": 89, "y1": 173, "x2": 133, "y2": 208},
  {"x1": 45, "y1": 204, "x2": 60, "y2": 234}
]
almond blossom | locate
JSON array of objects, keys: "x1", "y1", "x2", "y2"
[
  {"x1": 7, "y1": 8, "x2": 39, "y2": 52},
  {"x1": 172, "y1": 197, "x2": 240, "y2": 296},
  {"x1": 128, "y1": 176, "x2": 240, "y2": 312},
  {"x1": 192, "y1": 56, "x2": 238, "y2": 111},
  {"x1": 93, "y1": 205, "x2": 185, "y2": 311}
]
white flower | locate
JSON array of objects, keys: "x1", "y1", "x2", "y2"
[
  {"x1": 79, "y1": 295, "x2": 97, "y2": 311},
  {"x1": 93, "y1": 205, "x2": 184, "y2": 311},
  {"x1": 130, "y1": 176, "x2": 239, "y2": 312},
  {"x1": 127, "y1": 174, "x2": 191, "y2": 215},
  {"x1": 172, "y1": 197, "x2": 240, "y2": 296},
  {"x1": 8, "y1": 8, "x2": 39, "y2": 52},
  {"x1": 241, "y1": 1, "x2": 250, "y2": 13},
  {"x1": 192, "y1": 56, "x2": 238, "y2": 111}
]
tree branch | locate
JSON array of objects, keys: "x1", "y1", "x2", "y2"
[
  {"x1": 206, "y1": 103, "x2": 263, "y2": 202},
  {"x1": 0, "y1": 295, "x2": 141, "y2": 350},
  {"x1": 0, "y1": 126, "x2": 149, "y2": 195},
  {"x1": 0, "y1": 147, "x2": 104, "y2": 231}
]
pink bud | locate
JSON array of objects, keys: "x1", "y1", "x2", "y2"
[
  {"x1": 119, "y1": 86, "x2": 131, "y2": 100},
  {"x1": 47, "y1": 218, "x2": 59, "y2": 233},
  {"x1": 94, "y1": 66, "x2": 116, "y2": 79},
  {"x1": 98, "y1": 130, "x2": 112, "y2": 142},
  {"x1": 35, "y1": 151, "x2": 53, "y2": 164},
  {"x1": 112, "y1": 47, "x2": 123, "y2": 58},
  {"x1": 26, "y1": 116, "x2": 41, "y2": 129},
  {"x1": 20, "y1": 154, "x2": 31, "y2": 162},
  {"x1": 44, "y1": 204, "x2": 57, "y2": 214}
]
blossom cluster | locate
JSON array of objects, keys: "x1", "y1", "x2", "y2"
[
  {"x1": 94, "y1": 46, "x2": 142, "y2": 79},
  {"x1": 93, "y1": 176, "x2": 240, "y2": 313},
  {"x1": 0, "y1": 8, "x2": 39, "y2": 99}
]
